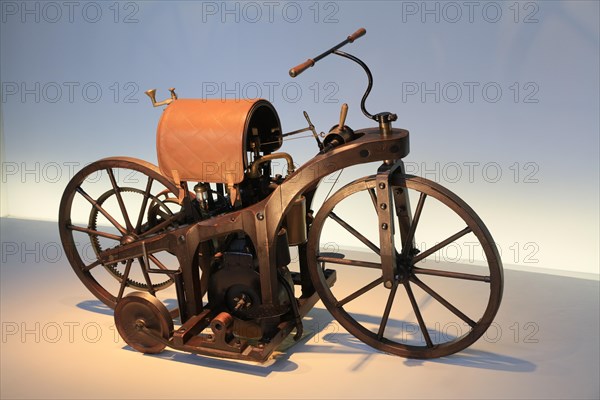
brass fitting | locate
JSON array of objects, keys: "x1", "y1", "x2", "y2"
[{"x1": 248, "y1": 153, "x2": 295, "y2": 179}]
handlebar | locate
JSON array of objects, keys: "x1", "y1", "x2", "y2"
[{"x1": 289, "y1": 28, "x2": 366, "y2": 78}]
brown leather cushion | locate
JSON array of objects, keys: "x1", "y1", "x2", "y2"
[{"x1": 156, "y1": 98, "x2": 281, "y2": 184}]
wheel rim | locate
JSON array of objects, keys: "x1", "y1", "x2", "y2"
[
  {"x1": 307, "y1": 175, "x2": 503, "y2": 358},
  {"x1": 58, "y1": 157, "x2": 183, "y2": 309}
]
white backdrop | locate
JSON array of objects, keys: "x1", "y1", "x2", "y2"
[{"x1": 1, "y1": 1, "x2": 598, "y2": 275}]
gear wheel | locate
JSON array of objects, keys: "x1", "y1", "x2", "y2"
[{"x1": 88, "y1": 187, "x2": 177, "y2": 291}]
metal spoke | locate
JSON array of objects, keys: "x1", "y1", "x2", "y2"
[
  {"x1": 139, "y1": 213, "x2": 179, "y2": 237},
  {"x1": 156, "y1": 209, "x2": 171, "y2": 220},
  {"x1": 135, "y1": 176, "x2": 154, "y2": 233},
  {"x1": 117, "y1": 259, "x2": 133, "y2": 301},
  {"x1": 368, "y1": 187, "x2": 378, "y2": 210},
  {"x1": 329, "y1": 212, "x2": 380, "y2": 255},
  {"x1": 401, "y1": 192, "x2": 426, "y2": 257},
  {"x1": 337, "y1": 277, "x2": 383, "y2": 307},
  {"x1": 377, "y1": 281, "x2": 398, "y2": 339},
  {"x1": 76, "y1": 186, "x2": 127, "y2": 236},
  {"x1": 107, "y1": 168, "x2": 134, "y2": 232},
  {"x1": 317, "y1": 256, "x2": 381, "y2": 269},
  {"x1": 324, "y1": 168, "x2": 344, "y2": 201},
  {"x1": 83, "y1": 259, "x2": 102, "y2": 272},
  {"x1": 413, "y1": 266, "x2": 490, "y2": 283},
  {"x1": 412, "y1": 227, "x2": 472, "y2": 264},
  {"x1": 404, "y1": 281, "x2": 433, "y2": 348},
  {"x1": 148, "y1": 254, "x2": 172, "y2": 272},
  {"x1": 410, "y1": 275, "x2": 476, "y2": 327},
  {"x1": 137, "y1": 257, "x2": 155, "y2": 295},
  {"x1": 67, "y1": 225, "x2": 121, "y2": 241}
]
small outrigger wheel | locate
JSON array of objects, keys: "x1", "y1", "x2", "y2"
[{"x1": 114, "y1": 292, "x2": 173, "y2": 354}]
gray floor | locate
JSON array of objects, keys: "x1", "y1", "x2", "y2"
[{"x1": 1, "y1": 217, "x2": 598, "y2": 399}]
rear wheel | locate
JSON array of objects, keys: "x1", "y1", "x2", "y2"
[{"x1": 59, "y1": 157, "x2": 183, "y2": 309}]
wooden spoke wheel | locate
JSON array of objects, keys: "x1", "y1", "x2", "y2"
[
  {"x1": 307, "y1": 175, "x2": 503, "y2": 358},
  {"x1": 114, "y1": 291, "x2": 173, "y2": 354},
  {"x1": 58, "y1": 157, "x2": 183, "y2": 309}
]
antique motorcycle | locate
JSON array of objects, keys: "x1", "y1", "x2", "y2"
[{"x1": 58, "y1": 29, "x2": 503, "y2": 361}]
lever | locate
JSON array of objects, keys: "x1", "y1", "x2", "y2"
[
  {"x1": 321, "y1": 103, "x2": 355, "y2": 152},
  {"x1": 303, "y1": 111, "x2": 323, "y2": 150},
  {"x1": 281, "y1": 111, "x2": 324, "y2": 150},
  {"x1": 145, "y1": 88, "x2": 178, "y2": 107},
  {"x1": 338, "y1": 103, "x2": 348, "y2": 129}
]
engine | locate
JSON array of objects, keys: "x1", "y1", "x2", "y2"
[
  {"x1": 155, "y1": 98, "x2": 303, "y2": 336},
  {"x1": 206, "y1": 234, "x2": 295, "y2": 337}
]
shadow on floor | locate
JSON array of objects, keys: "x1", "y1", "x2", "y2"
[{"x1": 84, "y1": 303, "x2": 534, "y2": 375}]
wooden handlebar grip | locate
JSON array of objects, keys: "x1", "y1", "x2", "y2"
[
  {"x1": 348, "y1": 28, "x2": 366, "y2": 43},
  {"x1": 289, "y1": 59, "x2": 315, "y2": 78}
]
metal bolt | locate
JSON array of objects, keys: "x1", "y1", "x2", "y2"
[
  {"x1": 178, "y1": 235, "x2": 185, "y2": 242},
  {"x1": 230, "y1": 217, "x2": 236, "y2": 222},
  {"x1": 256, "y1": 212, "x2": 264, "y2": 220},
  {"x1": 381, "y1": 223, "x2": 388, "y2": 230},
  {"x1": 380, "y1": 203, "x2": 387, "y2": 210},
  {"x1": 384, "y1": 280, "x2": 393, "y2": 289},
  {"x1": 378, "y1": 182, "x2": 386, "y2": 189}
]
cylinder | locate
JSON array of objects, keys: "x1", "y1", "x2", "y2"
[
  {"x1": 210, "y1": 312, "x2": 233, "y2": 334},
  {"x1": 285, "y1": 196, "x2": 307, "y2": 246}
]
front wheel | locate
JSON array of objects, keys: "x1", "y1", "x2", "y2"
[{"x1": 307, "y1": 175, "x2": 503, "y2": 358}]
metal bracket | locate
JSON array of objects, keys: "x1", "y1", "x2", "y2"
[
  {"x1": 375, "y1": 163, "x2": 399, "y2": 289},
  {"x1": 390, "y1": 161, "x2": 414, "y2": 252}
]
